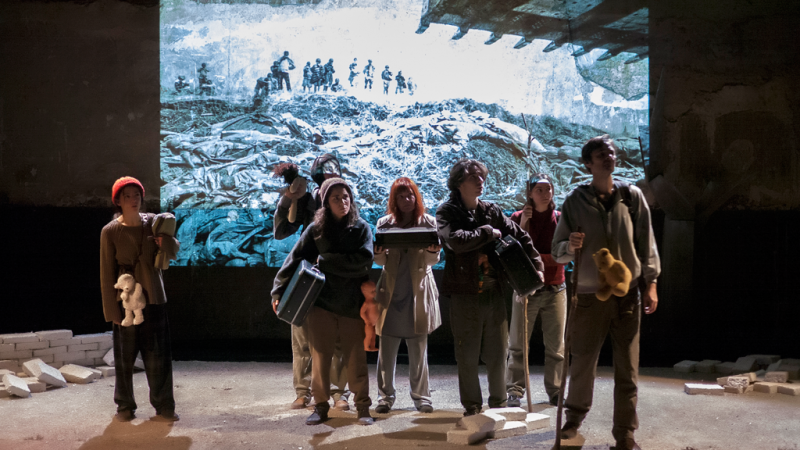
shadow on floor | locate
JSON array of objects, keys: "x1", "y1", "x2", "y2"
[{"x1": 77, "y1": 419, "x2": 192, "y2": 450}]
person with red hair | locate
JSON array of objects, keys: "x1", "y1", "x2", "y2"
[{"x1": 372, "y1": 177, "x2": 442, "y2": 414}]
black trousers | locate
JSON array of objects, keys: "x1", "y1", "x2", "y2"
[
  {"x1": 113, "y1": 303, "x2": 176, "y2": 414},
  {"x1": 278, "y1": 72, "x2": 291, "y2": 91},
  {"x1": 450, "y1": 288, "x2": 509, "y2": 412}
]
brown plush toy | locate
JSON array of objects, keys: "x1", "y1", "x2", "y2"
[
  {"x1": 592, "y1": 248, "x2": 632, "y2": 301},
  {"x1": 360, "y1": 280, "x2": 379, "y2": 352}
]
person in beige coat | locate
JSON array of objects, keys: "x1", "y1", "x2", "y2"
[{"x1": 373, "y1": 177, "x2": 442, "y2": 413}]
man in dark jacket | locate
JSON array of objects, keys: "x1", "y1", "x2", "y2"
[
  {"x1": 381, "y1": 66, "x2": 392, "y2": 95},
  {"x1": 436, "y1": 159, "x2": 544, "y2": 416},
  {"x1": 311, "y1": 58, "x2": 324, "y2": 93},
  {"x1": 323, "y1": 58, "x2": 335, "y2": 92}
]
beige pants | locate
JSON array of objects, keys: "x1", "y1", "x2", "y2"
[{"x1": 291, "y1": 321, "x2": 349, "y2": 401}]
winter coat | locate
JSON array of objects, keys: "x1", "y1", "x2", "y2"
[
  {"x1": 381, "y1": 69, "x2": 392, "y2": 81},
  {"x1": 373, "y1": 214, "x2": 441, "y2": 336}
]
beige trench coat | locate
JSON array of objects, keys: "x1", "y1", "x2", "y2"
[{"x1": 373, "y1": 214, "x2": 442, "y2": 336}]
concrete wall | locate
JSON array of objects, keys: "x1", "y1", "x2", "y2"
[{"x1": 1, "y1": 0, "x2": 799, "y2": 365}]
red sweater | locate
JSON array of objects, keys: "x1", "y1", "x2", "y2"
[{"x1": 510, "y1": 207, "x2": 565, "y2": 286}]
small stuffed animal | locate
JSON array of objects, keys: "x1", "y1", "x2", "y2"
[
  {"x1": 114, "y1": 273, "x2": 146, "y2": 326},
  {"x1": 592, "y1": 248, "x2": 632, "y2": 301},
  {"x1": 360, "y1": 280, "x2": 379, "y2": 352}
]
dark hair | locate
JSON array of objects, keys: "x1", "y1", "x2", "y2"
[
  {"x1": 387, "y1": 177, "x2": 425, "y2": 225},
  {"x1": 447, "y1": 159, "x2": 488, "y2": 191},
  {"x1": 581, "y1": 134, "x2": 617, "y2": 164},
  {"x1": 310, "y1": 153, "x2": 341, "y2": 186},
  {"x1": 313, "y1": 184, "x2": 359, "y2": 240},
  {"x1": 527, "y1": 172, "x2": 556, "y2": 210}
]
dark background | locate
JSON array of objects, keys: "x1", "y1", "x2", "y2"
[{"x1": 1, "y1": 0, "x2": 799, "y2": 367}]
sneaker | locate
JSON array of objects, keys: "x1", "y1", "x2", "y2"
[
  {"x1": 417, "y1": 405, "x2": 434, "y2": 413},
  {"x1": 306, "y1": 406, "x2": 329, "y2": 425},
  {"x1": 334, "y1": 399, "x2": 350, "y2": 411},
  {"x1": 560, "y1": 421, "x2": 581, "y2": 439},
  {"x1": 375, "y1": 403, "x2": 391, "y2": 414},
  {"x1": 291, "y1": 396, "x2": 309, "y2": 410},
  {"x1": 615, "y1": 438, "x2": 641, "y2": 450},
  {"x1": 357, "y1": 407, "x2": 374, "y2": 425},
  {"x1": 153, "y1": 411, "x2": 180, "y2": 422},
  {"x1": 507, "y1": 393, "x2": 522, "y2": 408},
  {"x1": 114, "y1": 410, "x2": 135, "y2": 422}
]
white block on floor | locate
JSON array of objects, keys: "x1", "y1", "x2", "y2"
[
  {"x1": 68, "y1": 343, "x2": 99, "y2": 352},
  {"x1": 765, "y1": 371, "x2": 789, "y2": 383},
  {"x1": 685, "y1": 383, "x2": 724, "y2": 395},
  {"x1": 447, "y1": 429, "x2": 486, "y2": 445},
  {"x1": 487, "y1": 407, "x2": 528, "y2": 421},
  {"x1": 102, "y1": 349, "x2": 114, "y2": 366},
  {"x1": 673, "y1": 360, "x2": 698, "y2": 373},
  {"x1": 733, "y1": 356, "x2": 759, "y2": 373},
  {"x1": 715, "y1": 362, "x2": 736, "y2": 375},
  {"x1": 0, "y1": 369, "x2": 14, "y2": 377},
  {"x1": 0, "y1": 333, "x2": 39, "y2": 344},
  {"x1": 21, "y1": 377, "x2": 46, "y2": 393},
  {"x1": 525, "y1": 413, "x2": 550, "y2": 431},
  {"x1": 59, "y1": 364, "x2": 95, "y2": 384},
  {"x1": 777, "y1": 384, "x2": 800, "y2": 396},
  {"x1": 33, "y1": 346, "x2": 68, "y2": 357},
  {"x1": 23, "y1": 359, "x2": 67, "y2": 387},
  {"x1": 97, "y1": 366, "x2": 116, "y2": 377},
  {"x1": 748, "y1": 354, "x2": 780, "y2": 365},
  {"x1": 86, "y1": 367, "x2": 102, "y2": 380},
  {"x1": 457, "y1": 413, "x2": 497, "y2": 433},
  {"x1": 754, "y1": 382, "x2": 781, "y2": 394},
  {"x1": 490, "y1": 421, "x2": 528, "y2": 439},
  {"x1": 695, "y1": 360, "x2": 721, "y2": 373},
  {"x1": 48, "y1": 338, "x2": 82, "y2": 347},
  {"x1": 0, "y1": 350, "x2": 33, "y2": 360},
  {"x1": 480, "y1": 411, "x2": 506, "y2": 430},
  {"x1": 2, "y1": 374, "x2": 31, "y2": 398},
  {"x1": 76, "y1": 333, "x2": 113, "y2": 345},
  {"x1": 727, "y1": 376, "x2": 750, "y2": 389},
  {"x1": 34, "y1": 330, "x2": 73, "y2": 341},
  {"x1": 724, "y1": 385, "x2": 752, "y2": 394},
  {"x1": 22, "y1": 358, "x2": 45, "y2": 377}
]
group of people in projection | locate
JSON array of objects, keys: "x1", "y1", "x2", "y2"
[{"x1": 99, "y1": 134, "x2": 660, "y2": 450}]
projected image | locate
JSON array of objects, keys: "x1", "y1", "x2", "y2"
[{"x1": 160, "y1": 0, "x2": 649, "y2": 267}]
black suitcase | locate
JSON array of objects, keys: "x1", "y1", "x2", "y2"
[
  {"x1": 277, "y1": 260, "x2": 326, "y2": 326},
  {"x1": 375, "y1": 227, "x2": 440, "y2": 249},
  {"x1": 494, "y1": 235, "x2": 544, "y2": 297}
]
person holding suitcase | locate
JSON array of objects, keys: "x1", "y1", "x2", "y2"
[
  {"x1": 372, "y1": 177, "x2": 442, "y2": 414},
  {"x1": 436, "y1": 159, "x2": 544, "y2": 416},
  {"x1": 506, "y1": 173, "x2": 567, "y2": 408},
  {"x1": 272, "y1": 178, "x2": 375, "y2": 426}
]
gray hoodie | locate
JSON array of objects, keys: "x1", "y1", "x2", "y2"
[{"x1": 552, "y1": 180, "x2": 660, "y2": 294}]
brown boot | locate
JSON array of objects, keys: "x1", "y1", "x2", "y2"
[{"x1": 291, "y1": 396, "x2": 309, "y2": 410}]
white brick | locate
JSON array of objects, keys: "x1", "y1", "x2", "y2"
[
  {"x1": 59, "y1": 364, "x2": 94, "y2": 384},
  {"x1": 765, "y1": 371, "x2": 789, "y2": 383},
  {"x1": 76, "y1": 333, "x2": 113, "y2": 345},
  {"x1": 22, "y1": 359, "x2": 67, "y2": 387},
  {"x1": 0, "y1": 369, "x2": 14, "y2": 377},
  {"x1": 715, "y1": 362, "x2": 736, "y2": 374},
  {"x1": 447, "y1": 429, "x2": 486, "y2": 445},
  {"x1": 727, "y1": 376, "x2": 750, "y2": 389},
  {"x1": 34, "y1": 330, "x2": 73, "y2": 341},
  {"x1": 480, "y1": 411, "x2": 506, "y2": 431},
  {"x1": 48, "y1": 338, "x2": 82, "y2": 347},
  {"x1": 695, "y1": 360, "x2": 721, "y2": 373},
  {"x1": 97, "y1": 366, "x2": 116, "y2": 377},
  {"x1": 525, "y1": 413, "x2": 550, "y2": 431},
  {"x1": 2, "y1": 374, "x2": 31, "y2": 397},
  {"x1": 86, "y1": 367, "x2": 102, "y2": 380},
  {"x1": 86, "y1": 350, "x2": 108, "y2": 359},
  {"x1": 15, "y1": 341, "x2": 49, "y2": 351},
  {"x1": 490, "y1": 421, "x2": 527, "y2": 439},
  {"x1": 0, "y1": 360, "x2": 19, "y2": 371},
  {"x1": 68, "y1": 343, "x2": 99, "y2": 352},
  {"x1": 754, "y1": 382, "x2": 781, "y2": 394},
  {"x1": 97, "y1": 341, "x2": 114, "y2": 351},
  {"x1": 674, "y1": 360, "x2": 698, "y2": 373},
  {"x1": 0, "y1": 350, "x2": 33, "y2": 360},
  {"x1": 457, "y1": 413, "x2": 497, "y2": 434},
  {"x1": 21, "y1": 377, "x2": 46, "y2": 393},
  {"x1": 724, "y1": 385, "x2": 753, "y2": 394},
  {"x1": 487, "y1": 407, "x2": 528, "y2": 421},
  {"x1": 747, "y1": 354, "x2": 780, "y2": 365},
  {"x1": 0, "y1": 333, "x2": 39, "y2": 344},
  {"x1": 0, "y1": 343, "x2": 14, "y2": 352},
  {"x1": 33, "y1": 346, "x2": 67, "y2": 357},
  {"x1": 58, "y1": 351, "x2": 87, "y2": 362},
  {"x1": 733, "y1": 356, "x2": 758, "y2": 373},
  {"x1": 684, "y1": 383, "x2": 724, "y2": 395},
  {"x1": 777, "y1": 384, "x2": 800, "y2": 396},
  {"x1": 103, "y1": 349, "x2": 114, "y2": 366}
]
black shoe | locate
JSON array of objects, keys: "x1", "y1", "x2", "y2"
[
  {"x1": 153, "y1": 410, "x2": 180, "y2": 422},
  {"x1": 615, "y1": 438, "x2": 641, "y2": 450},
  {"x1": 560, "y1": 421, "x2": 581, "y2": 439},
  {"x1": 507, "y1": 393, "x2": 522, "y2": 408},
  {"x1": 357, "y1": 407, "x2": 374, "y2": 425},
  {"x1": 549, "y1": 394, "x2": 560, "y2": 406},
  {"x1": 418, "y1": 405, "x2": 434, "y2": 413},
  {"x1": 114, "y1": 410, "x2": 135, "y2": 422},
  {"x1": 306, "y1": 406, "x2": 329, "y2": 425},
  {"x1": 463, "y1": 407, "x2": 480, "y2": 417},
  {"x1": 375, "y1": 404, "x2": 391, "y2": 414}
]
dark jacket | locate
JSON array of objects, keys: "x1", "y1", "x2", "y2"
[
  {"x1": 436, "y1": 191, "x2": 543, "y2": 296},
  {"x1": 273, "y1": 187, "x2": 320, "y2": 240},
  {"x1": 271, "y1": 217, "x2": 374, "y2": 319}
]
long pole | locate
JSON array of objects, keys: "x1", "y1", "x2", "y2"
[
  {"x1": 555, "y1": 226, "x2": 581, "y2": 450},
  {"x1": 523, "y1": 294, "x2": 532, "y2": 413}
]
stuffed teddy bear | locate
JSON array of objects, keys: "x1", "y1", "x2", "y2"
[
  {"x1": 360, "y1": 280, "x2": 379, "y2": 352},
  {"x1": 114, "y1": 273, "x2": 145, "y2": 326},
  {"x1": 592, "y1": 248, "x2": 632, "y2": 301}
]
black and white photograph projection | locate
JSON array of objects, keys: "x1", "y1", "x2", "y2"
[{"x1": 160, "y1": 0, "x2": 649, "y2": 267}]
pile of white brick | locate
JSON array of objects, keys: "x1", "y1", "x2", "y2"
[
  {"x1": 676, "y1": 355, "x2": 800, "y2": 397},
  {"x1": 446, "y1": 407, "x2": 551, "y2": 445},
  {"x1": 0, "y1": 330, "x2": 117, "y2": 399}
]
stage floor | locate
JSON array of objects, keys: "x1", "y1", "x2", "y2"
[{"x1": 1, "y1": 362, "x2": 798, "y2": 450}]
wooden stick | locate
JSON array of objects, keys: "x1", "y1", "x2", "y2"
[
  {"x1": 555, "y1": 226, "x2": 581, "y2": 450},
  {"x1": 523, "y1": 294, "x2": 533, "y2": 413}
]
